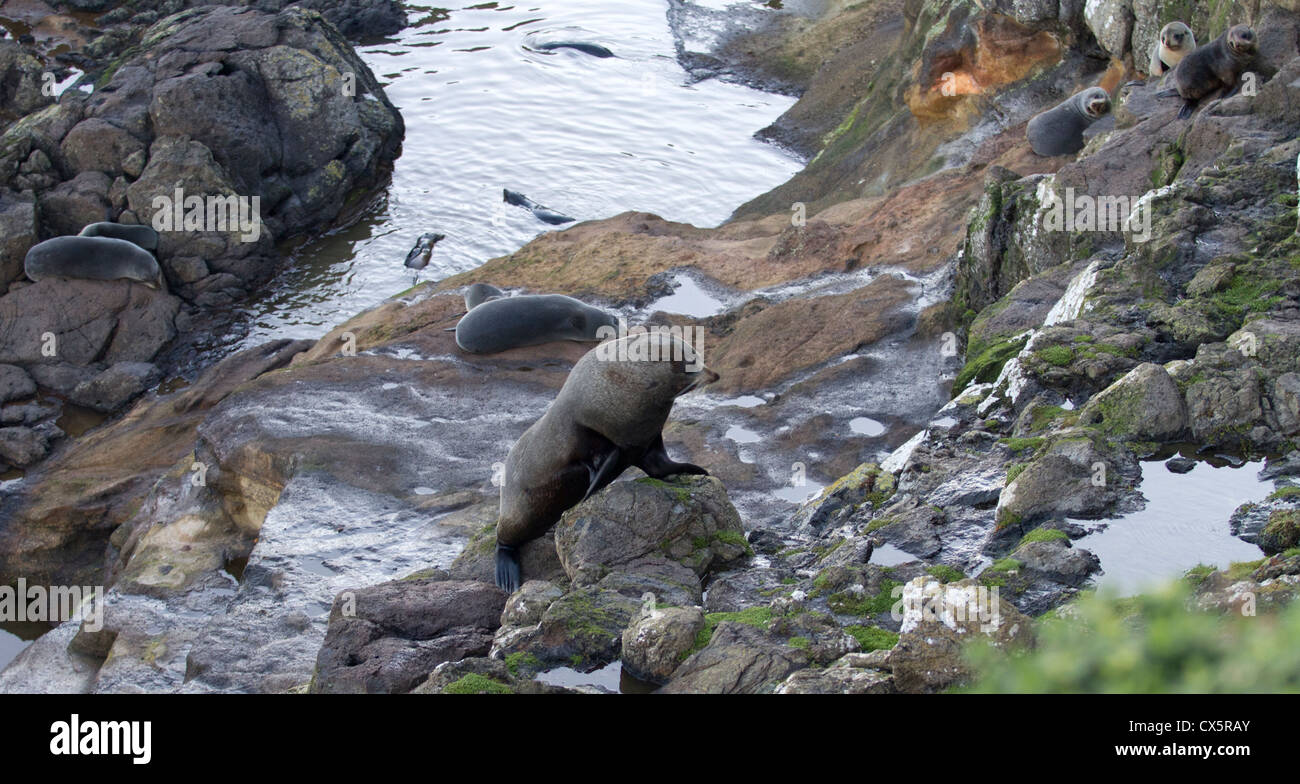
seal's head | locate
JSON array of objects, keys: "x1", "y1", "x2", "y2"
[
  {"x1": 1078, "y1": 87, "x2": 1112, "y2": 119},
  {"x1": 1161, "y1": 21, "x2": 1193, "y2": 51},
  {"x1": 1227, "y1": 25, "x2": 1257, "y2": 59}
]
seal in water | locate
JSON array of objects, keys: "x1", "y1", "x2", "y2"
[
  {"x1": 24, "y1": 235, "x2": 164, "y2": 289},
  {"x1": 454, "y1": 294, "x2": 617, "y2": 354},
  {"x1": 503, "y1": 189, "x2": 575, "y2": 225},
  {"x1": 78, "y1": 222, "x2": 160, "y2": 252},
  {"x1": 464, "y1": 283, "x2": 506, "y2": 310},
  {"x1": 494, "y1": 331, "x2": 718, "y2": 591},
  {"x1": 1026, "y1": 87, "x2": 1112, "y2": 156},
  {"x1": 404, "y1": 232, "x2": 446, "y2": 270},
  {"x1": 1148, "y1": 21, "x2": 1196, "y2": 77},
  {"x1": 534, "y1": 41, "x2": 614, "y2": 58},
  {"x1": 1160, "y1": 25, "x2": 1257, "y2": 119}
]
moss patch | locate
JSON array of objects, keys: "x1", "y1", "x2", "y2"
[{"x1": 442, "y1": 674, "x2": 513, "y2": 694}]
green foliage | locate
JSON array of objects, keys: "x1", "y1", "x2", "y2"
[
  {"x1": 827, "y1": 579, "x2": 901, "y2": 616},
  {"x1": 442, "y1": 674, "x2": 513, "y2": 694},
  {"x1": 998, "y1": 437, "x2": 1045, "y2": 454},
  {"x1": 1017, "y1": 527, "x2": 1069, "y2": 548},
  {"x1": 961, "y1": 583, "x2": 1300, "y2": 692},
  {"x1": 1005, "y1": 462, "x2": 1029, "y2": 486},
  {"x1": 693, "y1": 606, "x2": 774, "y2": 651},
  {"x1": 1035, "y1": 345, "x2": 1075, "y2": 367},
  {"x1": 845, "y1": 625, "x2": 900, "y2": 652},
  {"x1": 953, "y1": 334, "x2": 1029, "y2": 394},
  {"x1": 926, "y1": 564, "x2": 966, "y2": 583}
]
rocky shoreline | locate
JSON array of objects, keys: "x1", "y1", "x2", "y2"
[{"x1": 3, "y1": 0, "x2": 1300, "y2": 693}]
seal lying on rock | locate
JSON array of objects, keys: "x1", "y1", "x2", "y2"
[
  {"x1": 404, "y1": 232, "x2": 445, "y2": 270},
  {"x1": 494, "y1": 332, "x2": 719, "y2": 591},
  {"x1": 78, "y1": 222, "x2": 160, "y2": 252},
  {"x1": 24, "y1": 235, "x2": 164, "y2": 289},
  {"x1": 503, "y1": 189, "x2": 575, "y2": 225},
  {"x1": 1148, "y1": 21, "x2": 1196, "y2": 77},
  {"x1": 1160, "y1": 24, "x2": 1257, "y2": 119},
  {"x1": 454, "y1": 293, "x2": 618, "y2": 354},
  {"x1": 1026, "y1": 87, "x2": 1111, "y2": 156}
]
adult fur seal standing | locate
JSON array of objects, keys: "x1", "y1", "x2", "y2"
[
  {"x1": 1161, "y1": 25, "x2": 1257, "y2": 119},
  {"x1": 464, "y1": 282, "x2": 505, "y2": 310},
  {"x1": 1026, "y1": 87, "x2": 1112, "y2": 156},
  {"x1": 78, "y1": 222, "x2": 160, "y2": 252},
  {"x1": 24, "y1": 236, "x2": 164, "y2": 289},
  {"x1": 1148, "y1": 21, "x2": 1196, "y2": 76},
  {"x1": 494, "y1": 332, "x2": 719, "y2": 591},
  {"x1": 503, "y1": 189, "x2": 575, "y2": 225},
  {"x1": 454, "y1": 294, "x2": 617, "y2": 353}
]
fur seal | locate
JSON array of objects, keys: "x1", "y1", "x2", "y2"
[
  {"x1": 464, "y1": 283, "x2": 505, "y2": 310},
  {"x1": 24, "y1": 235, "x2": 164, "y2": 289},
  {"x1": 1148, "y1": 21, "x2": 1196, "y2": 77},
  {"x1": 503, "y1": 189, "x2": 575, "y2": 225},
  {"x1": 404, "y1": 232, "x2": 446, "y2": 270},
  {"x1": 78, "y1": 222, "x2": 160, "y2": 252},
  {"x1": 1161, "y1": 25, "x2": 1257, "y2": 119},
  {"x1": 454, "y1": 294, "x2": 618, "y2": 354},
  {"x1": 1026, "y1": 87, "x2": 1112, "y2": 156},
  {"x1": 534, "y1": 41, "x2": 614, "y2": 58},
  {"x1": 494, "y1": 331, "x2": 719, "y2": 591}
]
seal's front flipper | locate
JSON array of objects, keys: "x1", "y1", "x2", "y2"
[
  {"x1": 1155, "y1": 88, "x2": 1179, "y2": 98},
  {"x1": 1178, "y1": 100, "x2": 1196, "y2": 119},
  {"x1": 582, "y1": 447, "x2": 622, "y2": 502},
  {"x1": 496, "y1": 544, "x2": 521, "y2": 592},
  {"x1": 637, "y1": 435, "x2": 710, "y2": 478}
]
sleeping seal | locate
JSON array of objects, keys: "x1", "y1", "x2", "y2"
[
  {"x1": 24, "y1": 236, "x2": 164, "y2": 289},
  {"x1": 1026, "y1": 87, "x2": 1112, "y2": 156},
  {"x1": 503, "y1": 189, "x2": 576, "y2": 225},
  {"x1": 78, "y1": 222, "x2": 160, "y2": 252},
  {"x1": 1148, "y1": 21, "x2": 1196, "y2": 77},
  {"x1": 1161, "y1": 25, "x2": 1257, "y2": 119},
  {"x1": 494, "y1": 331, "x2": 718, "y2": 591},
  {"x1": 454, "y1": 294, "x2": 617, "y2": 354}
]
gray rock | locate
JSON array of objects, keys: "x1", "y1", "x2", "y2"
[
  {"x1": 0, "y1": 189, "x2": 38, "y2": 292},
  {"x1": 659, "y1": 621, "x2": 809, "y2": 694},
  {"x1": 311, "y1": 579, "x2": 506, "y2": 694},
  {"x1": 0, "y1": 280, "x2": 179, "y2": 367},
  {"x1": 500, "y1": 580, "x2": 563, "y2": 627},
  {"x1": 775, "y1": 663, "x2": 894, "y2": 694},
  {"x1": 70, "y1": 362, "x2": 162, "y2": 413},
  {"x1": 1013, "y1": 538, "x2": 1101, "y2": 588},
  {"x1": 0, "y1": 364, "x2": 36, "y2": 403},
  {"x1": 621, "y1": 606, "x2": 705, "y2": 684},
  {"x1": 0, "y1": 426, "x2": 49, "y2": 466},
  {"x1": 1078, "y1": 362, "x2": 1187, "y2": 442}
]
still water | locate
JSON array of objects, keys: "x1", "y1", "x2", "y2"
[{"x1": 235, "y1": 0, "x2": 801, "y2": 348}]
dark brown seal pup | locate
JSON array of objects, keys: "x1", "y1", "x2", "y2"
[
  {"x1": 1026, "y1": 87, "x2": 1112, "y2": 156},
  {"x1": 494, "y1": 331, "x2": 718, "y2": 591},
  {"x1": 454, "y1": 293, "x2": 618, "y2": 354},
  {"x1": 1161, "y1": 25, "x2": 1257, "y2": 119}
]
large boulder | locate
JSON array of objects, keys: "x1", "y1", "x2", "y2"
[
  {"x1": 621, "y1": 606, "x2": 705, "y2": 684},
  {"x1": 0, "y1": 189, "x2": 38, "y2": 292},
  {"x1": 1078, "y1": 362, "x2": 1187, "y2": 441},
  {"x1": 311, "y1": 579, "x2": 506, "y2": 694}
]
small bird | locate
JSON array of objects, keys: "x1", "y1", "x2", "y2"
[{"x1": 404, "y1": 232, "x2": 445, "y2": 270}]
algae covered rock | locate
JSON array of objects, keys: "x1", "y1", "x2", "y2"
[
  {"x1": 621, "y1": 605, "x2": 706, "y2": 684},
  {"x1": 1078, "y1": 362, "x2": 1187, "y2": 442}
]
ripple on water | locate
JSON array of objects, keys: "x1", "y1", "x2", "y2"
[
  {"x1": 237, "y1": 0, "x2": 800, "y2": 350},
  {"x1": 1076, "y1": 459, "x2": 1271, "y2": 596}
]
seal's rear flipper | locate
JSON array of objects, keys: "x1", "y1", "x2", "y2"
[
  {"x1": 582, "y1": 448, "x2": 622, "y2": 501},
  {"x1": 496, "y1": 544, "x2": 521, "y2": 592}
]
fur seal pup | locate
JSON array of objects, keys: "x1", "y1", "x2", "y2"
[
  {"x1": 503, "y1": 189, "x2": 575, "y2": 225},
  {"x1": 78, "y1": 222, "x2": 160, "y2": 252},
  {"x1": 1026, "y1": 87, "x2": 1112, "y2": 156},
  {"x1": 404, "y1": 232, "x2": 446, "y2": 270},
  {"x1": 534, "y1": 41, "x2": 614, "y2": 58},
  {"x1": 494, "y1": 331, "x2": 719, "y2": 591},
  {"x1": 464, "y1": 282, "x2": 505, "y2": 310},
  {"x1": 24, "y1": 235, "x2": 164, "y2": 289},
  {"x1": 1161, "y1": 25, "x2": 1257, "y2": 119},
  {"x1": 454, "y1": 294, "x2": 618, "y2": 354},
  {"x1": 1148, "y1": 21, "x2": 1196, "y2": 76}
]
